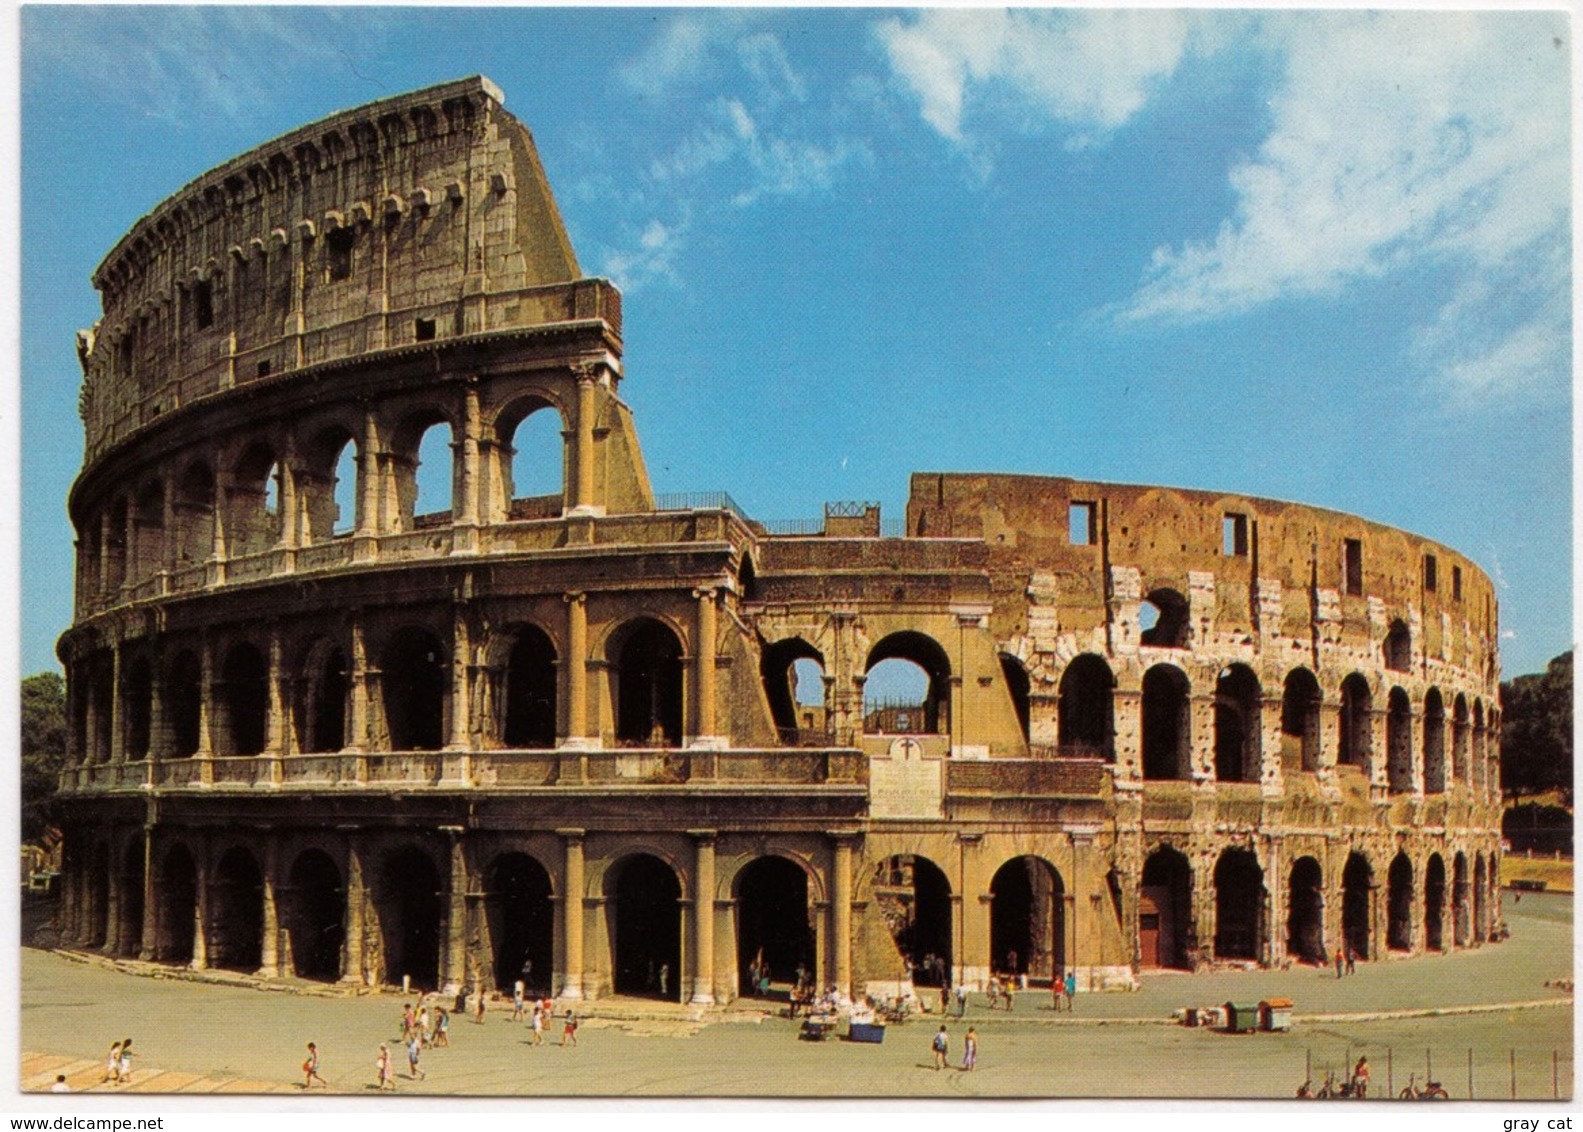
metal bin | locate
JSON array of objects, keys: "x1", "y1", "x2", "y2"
[{"x1": 1223, "y1": 1001, "x2": 1260, "y2": 1033}]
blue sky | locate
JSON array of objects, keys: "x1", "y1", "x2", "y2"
[{"x1": 17, "y1": 6, "x2": 1573, "y2": 680}]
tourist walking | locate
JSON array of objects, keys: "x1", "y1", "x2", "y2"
[
  {"x1": 401, "y1": 1003, "x2": 415, "y2": 1042},
  {"x1": 117, "y1": 1040, "x2": 134, "y2": 1086},
  {"x1": 475, "y1": 988, "x2": 487, "y2": 1024},
  {"x1": 433, "y1": 1008, "x2": 450, "y2": 1047},
  {"x1": 1064, "y1": 970, "x2": 1076, "y2": 1011},
  {"x1": 376, "y1": 1044, "x2": 395, "y2": 1091},
  {"x1": 302, "y1": 1042, "x2": 327, "y2": 1089},
  {"x1": 512, "y1": 979, "x2": 526, "y2": 1021},
  {"x1": 1334, "y1": 950, "x2": 1344, "y2": 978},
  {"x1": 1352, "y1": 1056, "x2": 1370, "y2": 1098},
  {"x1": 1345, "y1": 946, "x2": 1357, "y2": 976},
  {"x1": 561, "y1": 1008, "x2": 579, "y2": 1047},
  {"x1": 406, "y1": 1034, "x2": 426, "y2": 1080},
  {"x1": 417, "y1": 1004, "x2": 431, "y2": 1047},
  {"x1": 930, "y1": 1025, "x2": 949, "y2": 1071},
  {"x1": 961, "y1": 1027, "x2": 978, "y2": 1071},
  {"x1": 102, "y1": 1042, "x2": 122, "y2": 1085},
  {"x1": 954, "y1": 984, "x2": 968, "y2": 1017},
  {"x1": 1002, "y1": 978, "x2": 1014, "y2": 1012},
  {"x1": 531, "y1": 1002, "x2": 545, "y2": 1045}
]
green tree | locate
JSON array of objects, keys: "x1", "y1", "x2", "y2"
[
  {"x1": 21, "y1": 671, "x2": 67, "y2": 841},
  {"x1": 1500, "y1": 650, "x2": 1573, "y2": 801}
]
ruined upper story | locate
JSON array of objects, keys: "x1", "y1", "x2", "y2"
[{"x1": 76, "y1": 75, "x2": 612, "y2": 463}]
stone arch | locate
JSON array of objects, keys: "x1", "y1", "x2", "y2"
[
  {"x1": 389, "y1": 408, "x2": 456, "y2": 527},
  {"x1": 102, "y1": 497, "x2": 128, "y2": 590},
  {"x1": 605, "y1": 852, "x2": 684, "y2": 1000},
  {"x1": 1424, "y1": 853, "x2": 1447, "y2": 951},
  {"x1": 1339, "y1": 673, "x2": 1373, "y2": 770},
  {"x1": 299, "y1": 423, "x2": 359, "y2": 541},
  {"x1": 375, "y1": 844, "x2": 442, "y2": 989},
  {"x1": 1139, "y1": 587, "x2": 1190, "y2": 648},
  {"x1": 382, "y1": 626, "x2": 447, "y2": 751},
  {"x1": 1384, "y1": 619, "x2": 1411, "y2": 672},
  {"x1": 1281, "y1": 667, "x2": 1322, "y2": 772},
  {"x1": 760, "y1": 637, "x2": 826, "y2": 744},
  {"x1": 864, "y1": 631, "x2": 952, "y2": 735},
  {"x1": 155, "y1": 841, "x2": 197, "y2": 963},
  {"x1": 484, "y1": 851, "x2": 555, "y2": 993},
  {"x1": 84, "y1": 841, "x2": 110, "y2": 948},
  {"x1": 871, "y1": 853, "x2": 953, "y2": 985},
  {"x1": 117, "y1": 833, "x2": 145, "y2": 957},
  {"x1": 1472, "y1": 700, "x2": 1488, "y2": 793},
  {"x1": 1452, "y1": 694, "x2": 1470, "y2": 783},
  {"x1": 173, "y1": 460, "x2": 216, "y2": 567},
  {"x1": 295, "y1": 637, "x2": 348, "y2": 754},
  {"x1": 1214, "y1": 664, "x2": 1262, "y2": 783},
  {"x1": 989, "y1": 855, "x2": 1065, "y2": 982},
  {"x1": 227, "y1": 440, "x2": 281, "y2": 558},
  {"x1": 605, "y1": 617, "x2": 686, "y2": 747},
  {"x1": 503, "y1": 624, "x2": 558, "y2": 749},
  {"x1": 131, "y1": 479, "x2": 165, "y2": 581},
  {"x1": 1213, "y1": 847, "x2": 1264, "y2": 961},
  {"x1": 1341, "y1": 851, "x2": 1373, "y2": 962},
  {"x1": 284, "y1": 848, "x2": 344, "y2": 981},
  {"x1": 1387, "y1": 687, "x2": 1413, "y2": 794},
  {"x1": 219, "y1": 641, "x2": 268, "y2": 756},
  {"x1": 1423, "y1": 688, "x2": 1447, "y2": 794},
  {"x1": 1387, "y1": 851, "x2": 1414, "y2": 951},
  {"x1": 494, "y1": 393, "x2": 569, "y2": 517},
  {"x1": 121, "y1": 654, "x2": 153, "y2": 761},
  {"x1": 734, "y1": 855, "x2": 816, "y2": 995},
  {"x1": 1286, "y1": 856, "x2": 1324, "y2": 964},
  {"x1": 166, "y1": 650, "x2": 202, "y2": 758},
  {"x1": 209, "y1": 845, "x2": 263, "y2": 972},
  {"x1": 1057, "y1": 653, "x2": 1114, "y2": 759},
  {"x1": 998, "y1": 653, "x2": 1031, "y2": 743},
  {"x1": 1140, "y1": 845, "x2": 1192, "y2": 970},
  {"x1": 1142, "y1": 663, "x2": 1191, "y2": 780}
]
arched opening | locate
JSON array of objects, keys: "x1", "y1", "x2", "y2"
[
  {"x1": 1384, "y1": 619, "x2": 1411, "y2": 672},
  {"x1": 1424, "y1": 853, "x2": 1447, "y2": 951},
  {"x1": 1387, "y1": 852, "x2": 1414, "y2": 951},
  {"x1": 485, "y1": 853, "x2": 554, "y2": 994},
  {"x1": 735, "y1": 856, "x2": 814, "y2": 997},
  {"x1": 87, "y1": 655, "x2": 113, "y2": 763},
  {"x1": 1472, "y1": 701, "x2": 1487, "y2": 793},
  {"x1": 174, "y1": 462, "x2": 216, "y2": 567},
  {"x1": 122, "y1": 656, "x2": 153, "y2": 761},
  {"x1": 1453, "y1": 851, "x2": 1471, "y2": 946},
  {"x1": 1452, "y1": 695, "x2": 1470, "y2": 784},
  {"x1": 221, "y1": 643, "x2": 268, "y2": 756},
  {"x1": 739, "y1": 555, "x2": 760, "y2": 603},
  {"x1": 613, "y1": 619, "x2": 685, "y2": 747},
  {"x1": 383, "y1": 628, "x2": 447, "y2": 751},
  {"x1": 1339, "y1": 673, "x2": 1372, "y2": 770},
  {"x1": 1341, "y1": 851, "x2": 1373, "y2": 962},
  {"x1": 209, "y1": 846, "x2": 263, "y2": 972},
  {"x1": 1387, "y1": 687, "x2": 1413, "y2": 794},
  {"x1": 392, "y1": 414, "x2": 455, "y2": 528},
  {"x1": 1286, "y1": 857, "x2": 1325, "y2": 964},
  {"x1": 1423, "y1": 688, "x2": 1446, "y2": 794},
  {"x1": 301, "y1": 427, "x2": 358, "y2": 541},
  {"x1": 607, "y1": 853, "x2": 682, "y2": 1000},
  {"x1": 1058, "y1": 654, "x2": 1114, "y2": 759},
  {"x1": 300, "y1": 646, "x2": 348, "y2": 754},
  {"x1": 501, "y1": 401, "x2": 566, "y2": 516},
  {"x1": 1473, "y1": 853, "x2": 1489, "y2": 943},
  {"x1": 864, "y1": 632, "x2": 951, "y2": 736},
  {"x1": 284, "y1": 849, "x2": 344, "y2": 981},
  {"x1": 1142, "y1": 664, "x2": 1191, "y2": 780},
  {"x1": 989, "y1": 856, "x2": 1065, "y2": 983},
  {"x1": 228, "y1": 442, "x2": 281, "y2": 558},
  {"x1": 1213, "y1": 848, "x2": 1264, "y2": 961},
  {"x1": 103, "y1": 498, "x2": 128, "y2": 591},
  {"x1": 1139, "y1": 588, "x2": 1189, "y2": 648},
  {"x1": 155, "y1": 843, "x2": 197, "y2": 964},
  {"x1": 377, "y1": 846, "x2": 441, "y2": 990},
  {"x1": 132, "y1": 481, "x2": 165, "y2": 582},
  {"x1": 117, "y1": 835, "x2": 145, "y2": 957},
  {"x1": 85, "y1": 843, "x2": 110, "y2": 947},
  {"x1": 1214, "y1": 664, "x2": 1262, "y2": 783},
  {"x1": 1281, "y1": 668, "x2": 1322, "y2": 772},
  {"x1": 1140, "y1": 847, "x2": 1192, "y2": 969},
  {"x1": 504, "y1": 625, "x2": 557, "y2": 749},
  {"x1": 999, "y1": 654, "x2": 1031, "y2": 743},
  {"x1": 167, "y1": 651, "x2": 202, "y2": 758},
  {"x1": 760, "y1": 638, "x2": 825, "y2": 744},
  {"x1": 873, "y1": 854, "x2": 953, "y2": 984}
]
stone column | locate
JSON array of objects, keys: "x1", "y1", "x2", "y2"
[
  {"x1": 104, "y1": 838, "x2": 122, "y2": 954},
  {"x1": 346, "y1": 615, "x2": 368, "y2": 757},
  {"x1": 275, "y1": 450, "x2": 298, "y2": 552},
  {"x1": 562, "y1": 593, "x2": 591, "y2": 748},
  {"x1": 139, "y1": 825, "x2": 157, "y2": 961},
  {"x1": 558, "y1": 829, "x2": 586, "y2": 998},
  {"x1": 831, "y1": 835, "x2": 854, "y2": 996},
  {"x1": 191, "y1": 843, "x2": 209, "y2": 970},
  {"x1": 123, "y1": 497, "x2": 138, "y2": 591},
  {"x1": 162, "y1": 475, "x2": 178, "y2": 574},
  {"x1": 209, "y1": 473, "x2": 228, "y2": 569},
  {"x1": 258, "y1": 836, "x2": 280, "y2": 977},
  {"x1": 265, "y1": 625, "x2": 286, "y2": 761},
  {"x1": 691, "y1": 588, "x2": 719, "y2": 747},
  {"x1": 454, "y1": 382, "x2": 481, "y2": 550},
  {"x1": 108, "y1": 644, "x2": 124, "y2": 764},
  {"x1": 442, "y1": 828, "x2": 468, "y2": 993},
  {"x1": 354, "y1": 411, "x2": 382, "y2": 559},
  {"x1": 571, "y1": 373, "x2": 598, "y2": 514},
  {"x1": 689, "y1": 831, "x2": 717, "y2": 1005},
  {"x1": 448, "y1": 608, "x2": 472, "y2": 752},
  {"x1": 196, "y1": 636, "x2": 215, "y2": 778},
  {"x1": 340, "y1": 840, "x2": 366, "y2": 984},
  {"x1": 98, "y1": 509, "x2": 113, "y2": 594}
]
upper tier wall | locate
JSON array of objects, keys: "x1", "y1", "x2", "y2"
[{"x1": 77, "y1": 75, "x2": 592, "y2": 461}]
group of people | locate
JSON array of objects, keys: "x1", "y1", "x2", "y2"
[
  {"x1": 1333, "y1": 947, "x2": 1359, "y2": 977},
  {"x1": 929, "y1": 1024, "x2": 979, "y2": 1072},
  {"x1": 99, "y1": 1039, "x2": 134, "y2": 1086},
  {"x1": 1051, "y1": 970, "x2": 1077, "y2": 1012}
]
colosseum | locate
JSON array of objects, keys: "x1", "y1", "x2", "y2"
[{"x1": 52, "y1": 76, "x2": 1505, "y2": 1004}]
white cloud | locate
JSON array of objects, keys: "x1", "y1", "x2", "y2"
[
  {"x1": 599, "y1": 215, "x2": 689, "y2": 294},
  {"x1": 875, "y1": 9, "x2": 1193, "y2": 143}
]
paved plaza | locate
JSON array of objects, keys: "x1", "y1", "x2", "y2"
[{"x1": 17, "y1": 892, "x2": 1572, "y2": 1100}]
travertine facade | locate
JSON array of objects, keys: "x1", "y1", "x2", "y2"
[{"x1": 55, "y1": 78, "x2": 1504, "y2": 1003}]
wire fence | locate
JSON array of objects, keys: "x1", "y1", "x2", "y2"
[{"x1": 1299, "y1": 1044, "x2": 1572, "y2": 1100}]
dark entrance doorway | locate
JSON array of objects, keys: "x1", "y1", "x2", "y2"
[
  {"x1": 989, "y1": 856, "x2": 1065, "y2": 983},
  {"x1": 210, "y1": 847, "x2": 263, "y2": 972},
  {"x1": 156, "y1": 843, "x2": 196, "y2": 964},
  {"x1": 736, "y1": 856, "x2": 814, "y2": 995},
  {"x1": 1286, "y1": 856, "x2": 1324, "y2": 964},
  {"x1": 1140, "y1": 847, "x2": 1192, "y2": 969},
  {"x1": 486, "y1": 853, "x2": 554, "y2": 994},
  {"x1": 609, "y1": 854, "x2": 682, "y2": 999},
  {"x1": 221, "y1": 644, "x2": 268, "y2": 756},
  {"x1": 383, "y1": 629, "x2": 446, "y2": 751},
  {"x1": 1342, "y1": 851, "x2": 1373, "y2": 962},
  {"x1": 1388, "y1": 853, "x2": 1414, "y2": 951},
  {"x1": 1213, "y1": 848, "x2": 1264, "y2": 961},
  {"x1": 615, "y1": 621, "x2": 684, "y2": 746},
  {"x1": 1425, "y1": 854, "x2": 1446, "y2": 951},
  {"x1": 504, "y1": 628, "x2": 557, "y2": 748},
  {"x1": 285, "y1": 849, "x2": 344, "y2": 981},
  {"x1": 118, "y1": 836, "x2": 145, "y2": 957},
  {"x1": 85, "y1": 843, "x2": 109, "y2": 948},
  {"x1": 873, "y1": 854, "x2": 952, "y2": 984},
  {"x1": 378, "y1": 847, "x2": 441, "y2": 989}
]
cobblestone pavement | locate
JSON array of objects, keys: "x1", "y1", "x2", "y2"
[{"x1": 16, "y1": 892, "x2": 1572, "y2": 1100}]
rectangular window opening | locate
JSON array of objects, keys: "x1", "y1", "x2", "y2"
[
  {"x1": 1424, "y1": 553, "x2": 1438, "y2": 593},
  {"x1": 414, "y1": 317, "x2": 436, "y2": 341},
  {"x1": 1069, "y1": 501, "x2": 1097, "y2": 546},
  {"x1": 1452, "y1": 565, "x2": 1463, "y2": 602},
  {"x1": 326, "y1": 227, "x2": 355, "y2": 281},
  {"x1": 1343, "y1": 538, "x2": 1364, "y2": 597},
  {"x1": 256, "y1": 359, "x2": 271, "y2": 378},
  {"x1": 1222, "y1": 512, "x2": 1248, "y2": 557},
  {"x1": 194, "y1": 280, "x2": 214, "y2": 330}
]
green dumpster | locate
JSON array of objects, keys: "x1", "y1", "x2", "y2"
[{"x1": 1223, "y1": 1001, "x2": 1260, "y2": 1033}]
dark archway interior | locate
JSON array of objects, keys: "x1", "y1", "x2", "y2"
[
  {"x1": 156, "y1": 845, "x2": 196, "y2": 964},
  {"x1": 384, "y1": 630, "x2": 446, "y2": 751},
  {"x1": 761, "y1": 638, "x2": 823, "y2": 740},
  {"x1": 1142, "y1": 666, "x2": 1190, "y2": 780},
  {"x1": 1425, "y1": 854, "x2": 1446, "y2": 951},
  {"x1": 1141, "y1": 848, "x2": 1192, "y2": 969},
  {"x1": 990, "y1": 856, "x2": 1064, "y2": 982},
  {"x1": 286, "y1": 849, "x2": 344, "y2": 981},
  {"x1": 504, "y1": 627, "x2": 557, "y2": 749},
  {"x1": 1058, "y1": 654, "x2": 1114, "y2": 757},
  {"x1": 85, "y1": 844, "x2": 110, "y2": 947},
  {"x1": 1388, "y1": 854, "x2": 1413, "y2": 951},
  {"x1": 1340, "y1": 675, "x2": 1372, "y2": 768},
  {"x1": 380, "y1": 847, "x2": 441, "y2": 989},
  {"x1": 124, "y1": 659, "x2": 153, "y2": 760},
  {"x1": 1214, "y1": 665, "x2": 1261, "y2": 782},
  {"x1": 487, "y1": 853, "x2": 554, "y2": 994},
  {"x1": 210, "y1": 847, "x2": 263, "y2": 972},
  {"x1": 168, "y1": 654, "x2": 202, "y2": 757},
  {"x1": 1286, "y1": 857, "x2": 1325, "y2": 964},
  {"x1": 1384, "y1": 620, "x2": 1411, "y2": 671},
  {"x1": 865, "y1": 632, "x2": 951, "y2": 735},
  {"x1": 1342, "y1": 852, "x2": 1373, "y2": 960},
  {"x1": 1282, "y1": 668, "x2": 1322, "y2": 771},
  {"x1": 308, "y1": 650, "x2": 348, "y2": 754},
  {"x1": 1423, "y1": 690, "x2": 1447, "y2": 794},
  {"x1": 119, "y1": 839, "x2": 145, "y2": 957},
  {"x1": 616, "y1": 621, "x2": 684, "y2": 747},
  {"x1": 736, "y1": 856, "x2": 814, "y2": 994},
  {"x1": 873, "y1": 854, "x2": 952, "y2": 984},
  {"x1": 610, "y1": 854, "x2": 682, "y2": 999},
  {"x1": 999, "y1": 655, "x2": 1031, "y2": 743},
  {"x1": 1387, "y1": 688, "x2": 1413, "y2": 794},
  {"x1": 1213, "y1": 849, "x2": 1263, "y2": 960},
  {"x1": 222, "y1": 645, "x2": 268, "y2": 756}
]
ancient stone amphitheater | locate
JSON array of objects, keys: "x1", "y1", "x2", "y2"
[{"x1": 53, "y1": 77, "x2": 1504, "y2": 1003}]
